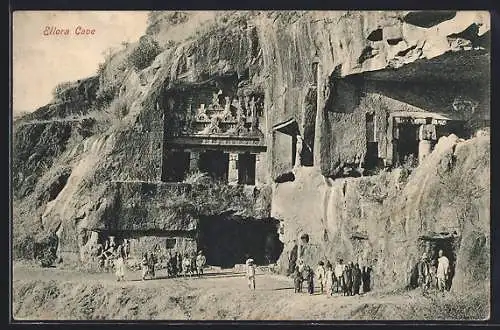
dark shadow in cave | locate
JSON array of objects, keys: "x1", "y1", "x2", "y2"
[{"x1": 198, "y1": 215, "x2": 284, "y2": 268}]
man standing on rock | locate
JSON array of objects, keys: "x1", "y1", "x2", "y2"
[{"x1": 436, "y1": 249, "x2": 450, "y2": 295}]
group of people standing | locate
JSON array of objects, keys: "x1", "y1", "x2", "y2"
[
  {"x1": 293, "y1": 258, "x2": 372, "y2": 296},
  {"x1": 416, "y1": 249, "x2": 452, "y2": 295},
  {"x1": 141, "y1": 250, "x2": 207, "y2": 280},
  {"x1": 89, "y1": 237, "x2": 129, "y2": 281}
]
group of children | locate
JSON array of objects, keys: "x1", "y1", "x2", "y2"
[{"x1": 293, "y1": 258, "x2": 372, "y2": 296}]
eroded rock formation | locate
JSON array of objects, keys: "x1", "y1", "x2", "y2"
[{"x1": 13, "y1": 11, "x2": 490, "y2": 293}]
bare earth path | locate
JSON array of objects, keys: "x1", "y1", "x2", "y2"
[{"x1": 11, "y1": 262, "x2": 487, "y2": 320}]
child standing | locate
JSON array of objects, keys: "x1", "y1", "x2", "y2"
[
  {"x1": 114, "y1": 245, "x2": 126, "y2": 282},
  {"x1": 315, "y1": 261, "x2": 326, "y2": 294},
  {"x1": 304, "y1": 265, "x2": 314, "y2": 295},
  {"x1": 141, "y1": 253, "x2": 149, "y2": 280},
  {"x1": 325, "y1": 263, "x2": 334, "y2": 296},
  {"x1": 293, "y1": 265, "x2": 302, "y2": 293},
  {"x1": 246, "y1": 257, "x2": 256, "y2": 290}
]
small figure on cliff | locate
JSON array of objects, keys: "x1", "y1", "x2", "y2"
[{"x1": 246, "y1": 257, "x2": 256, "y2": 290}]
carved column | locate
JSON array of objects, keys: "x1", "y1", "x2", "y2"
[
  {"x1": 418, "y1": 122, "x2": 436, "y2": 165},
  {"x1": 228, "y1": 153, "x2": 239, "y2": 184}
]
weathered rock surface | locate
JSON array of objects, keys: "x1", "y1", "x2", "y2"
[
  {"x1": 12, "y1": 11, "x2": 490, "y2": 295},
  {"x1": 273, "y1": 133, "x2": 489, "y2": 293}
]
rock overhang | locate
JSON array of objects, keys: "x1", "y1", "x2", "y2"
[{"x1": 348, "y1": 49, "x2": 490, "y2": 83}]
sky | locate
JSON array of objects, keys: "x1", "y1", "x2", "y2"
[{"x1": 12, "y1": 11, "x2": 149, "y2": 114}]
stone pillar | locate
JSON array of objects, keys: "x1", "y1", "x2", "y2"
[
  {"x1": 228, "y1": 153, "x2": 239, "y2": 184},
  {"x1": 314, "y1": 63, "x2": 324, "y2": 167},
  {"x1": 255, "y1": 152, "x2": 266, "y2": 186},
  {"x1": 189, "y1": 151, "x2": 200, "y2": 172},
  {"x1": 418, "y1": 123, "x2": 436, "y2": 165},
  {"x1": 418, "y1": 140, "x2": 432, "y2": 164}
]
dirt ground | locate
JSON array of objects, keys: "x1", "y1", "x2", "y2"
[{"x1": 12, "y1": 262, "x2": 489, "y2": 321}]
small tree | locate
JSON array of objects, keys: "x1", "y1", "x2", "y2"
[{"x1": 127, "y1": 36, "x2": 162, "y2": 71}]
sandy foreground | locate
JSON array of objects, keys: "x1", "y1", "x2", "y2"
[{"x1": 11, "y1": 262, "x2": 489, "y2": 321}]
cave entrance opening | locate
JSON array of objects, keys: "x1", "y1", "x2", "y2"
[
  {"x1": 237, "y1": 152, "x2": 256, "y2": 185},
  {"x1": 199, "y1": 150, "x2": 229, "y2": 182},
  {"x1": 197, "y1": 215, "x2": 284, "y2": 268},
  {"x1": 162, "y1": 150, "x2": 190, "y2": 182},
  {"x1": 395, "y1": 123, "x2": 419, "y2": 166},
  {"x1": 418, "y1": 232, "x2": 459, "y2": 291}
]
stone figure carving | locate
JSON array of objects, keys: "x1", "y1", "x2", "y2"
[
  {"x1": 211, "y1": 92, "x2": 220, "y2": 108},
  {"x1": 202, "y1": 115, "x2": 222, "y2": 134},
  {"x1": 417, "y1": 118, "x2": 437, "y2": 165},
  {"x1": 196, "y1": 104, "x2": 209, "y2": 121},
  {"x1": 231, "y1": 115, "x2": 249, "y2": 136},
  {"x1": 221, "y1": 96, "x2": 233, "y2": 121},
  {"x1": 452, "y1": 96, "x2": 478, "y2": 115},
  {"x1": 249, "y1": 97, "x2": 256, "y2": 118},
  {"x1": 244, "y1": 96, "x2": 251, "y2": 117}
]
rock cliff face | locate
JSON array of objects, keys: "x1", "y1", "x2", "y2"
[
  {"x1": 13, "y1": 11, "x2": 489, "y2": 294},
  {"x1": 273, "y1": 133, "x2": 489, "y2": 292}
]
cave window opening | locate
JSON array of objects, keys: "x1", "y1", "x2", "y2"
[
  {"x1": 367, "y1": 28, "x2": 383, "y2": 42},
  {"x1": 162, "y1": 150, "x2": 190, "y2": 182},
  {"x1": 237, "y1": 152, "x2": 256, "y2": 185},
  {"x1": 272, "y1": 118, "x2": 300, "y2": 182},
  {"x1": 198, "y1": 215, "x2": 284, "y2": 268},
  {"x1": 165, "y1": 238, "x2": 176, "y2": 249},
  {"x1": 394, "y1": 122, "x2": 420, "y2": 167},
  {"x1": 199, "y1": 150, "x2": 229, "y2": 183}
]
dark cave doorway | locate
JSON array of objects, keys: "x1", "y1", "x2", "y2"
[
  {"x1": 395, "y1": 123, "x2": 419, "y2": 165},
  {"x1": 412, "y1": 233, "x2": 459, "y2": 291},
  {"x1": 199, "y1": 150, "x2": 229, "y2": 182},
  {"x1": 198, "y1": 215, "x2": 284, "y2": 268}
]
